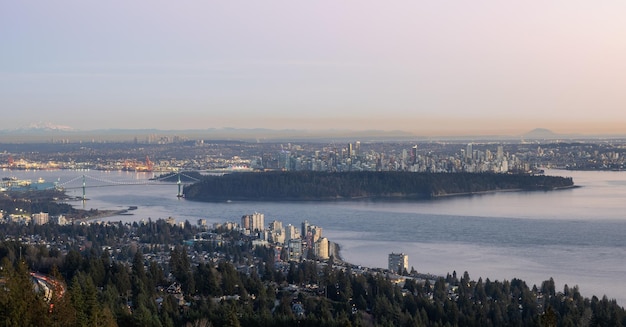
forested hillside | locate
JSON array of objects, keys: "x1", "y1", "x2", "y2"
[
  {"x1": 0, "y1": 220, "x2": 623, "y2": 327},
  {"x1": 183, "y1": 171, "x2": 574, "y2": 201}
]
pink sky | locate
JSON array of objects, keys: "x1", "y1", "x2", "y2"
[{"x1": 1, "y1": 1, "x2": 626, "y2": 136}]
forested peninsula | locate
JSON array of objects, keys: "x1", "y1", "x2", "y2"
[{"x1": 183, "y1": 171, "x2": 574, "y2": 201}]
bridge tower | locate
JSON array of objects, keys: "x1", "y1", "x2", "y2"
[
  {"x1": 177, "y1": 173, "x2": 183, "y2": 198},
  {"x1": 82, "y1": 175, "x2": 87, "y2": 201}
]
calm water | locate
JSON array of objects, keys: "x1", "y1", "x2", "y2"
[{"x1": 4, "y1": 169, "x2": 626, "y2": 305}]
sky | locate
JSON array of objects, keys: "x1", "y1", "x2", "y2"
[{"x1": 2, "y1": 1, "x2": 626, "y2": 136}]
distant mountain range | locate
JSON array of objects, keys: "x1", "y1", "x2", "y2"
[
  {"x1": 520, "y1": 128, "x2": 570, "y2": 140},
  {"x1": 519, "y1": 128, "x2": 608, "y2": 140},
  {"x1": 0, "y1": 126, "x2": 416, "y2": 143},
  {"x1": 24, "y1": 122, "x2": 75, "y2": 132},
  {"x1": 1, "y1": 125, "x2": 624, "y2": 143}
]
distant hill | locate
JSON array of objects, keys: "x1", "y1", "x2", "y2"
[
  {"x1": 522, "y1": 128, "x2": 558, "y2": 139},
  {"x1": 520, "y1": 128, "x2": 597, "y2": 140}
]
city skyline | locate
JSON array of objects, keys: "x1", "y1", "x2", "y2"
[{"x1": 2, "y1": 1, "x2": 626, "y2": 136}]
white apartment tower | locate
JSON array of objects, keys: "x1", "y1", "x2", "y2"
[
  {"x1": 314, "y1": 237, "x2": 329, "y2": 260},
  {"x1": 269, "y1": 220, "x2": 283, "y2": 231},
  {"x1": 32, "y1": 212, "x2": 49, "y2": 225},
  {"x1": 388, "y1": 252, "x2": 409, "y2": 274},
  {"x1": 285, "y1": 224, "x2": 300, "y2": 241},
  {"x1": 241, "y1": 212, "x2": 265, "y2": 232},
  {"x1": 310, "y1": 226, "x2": 323, "y2": 243}
]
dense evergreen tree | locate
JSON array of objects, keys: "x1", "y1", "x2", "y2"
[
  {"x1": 0, "y1": 219, "x2": 624, "y2": 326},
  {"x1": 0, "y1": 259, "x2": 49, "y2": 326},
  {"x1": 184, "y1": 171, "x2": 574, "y2": 201}
]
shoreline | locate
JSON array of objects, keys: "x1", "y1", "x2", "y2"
[
  {"x1": 431, "y1": 184, "x2": 580, "y2": 198},
  {"x1": 184, "y1": 185, "x2": 580, "y2": 203},
  {"x1": 74, "y1": 206, "x2": 136, "y2": 223}
]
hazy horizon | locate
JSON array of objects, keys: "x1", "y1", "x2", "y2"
[{"x1": 2, "y1": 1, "x2": 626, "y2": 136}]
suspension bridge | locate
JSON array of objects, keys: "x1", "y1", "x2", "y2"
[{"x1": 53, "y1": 172, "x2": 204, "y2": 200}]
